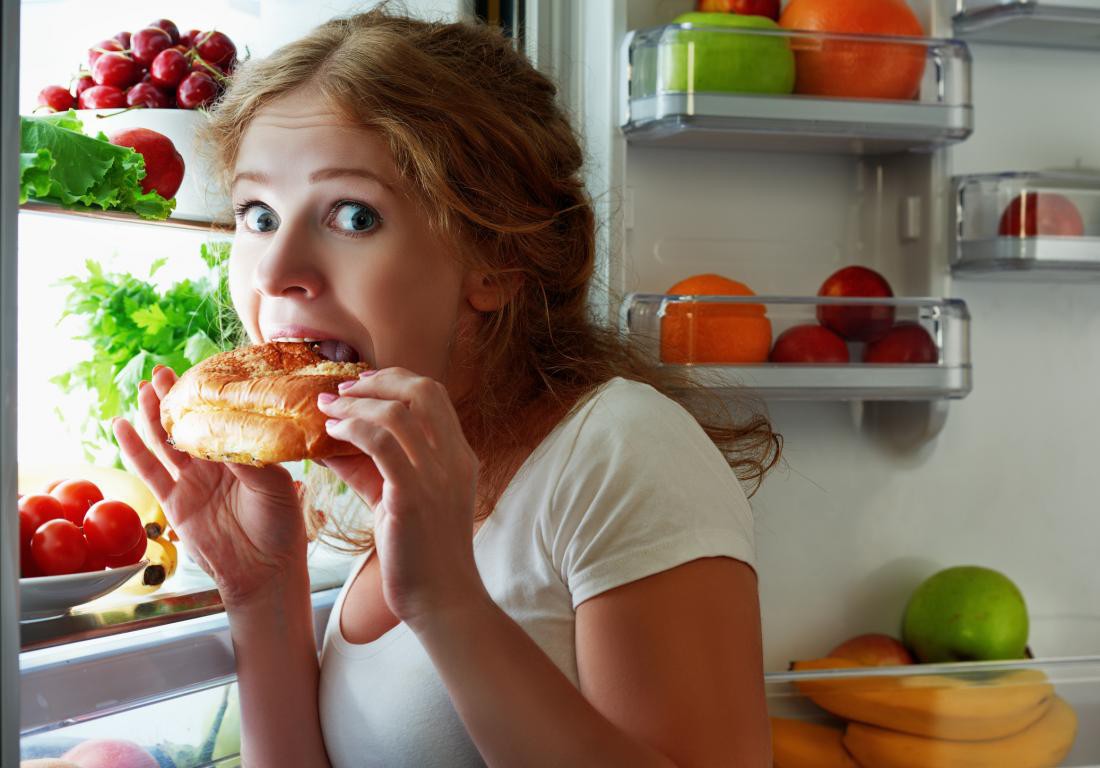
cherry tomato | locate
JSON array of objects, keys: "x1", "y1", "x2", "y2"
[
  {"x1": 51, "y1": 479, "x2": 104, "y2": 527},
  {"x1": 42, "y1": 478, "x2": 67, "y2": 493},
  {"x1": 81, "y1": 544, "x2": 107, "y2": 572},
  {"x1": 18, "y1": 494, "x2": 65, "y2": 548},
  {"x1": 106, "y1": 536, "x2": 147, "y2": 567},
  {"x1": 21, "y1": 542, "x2": 42, "y2": 578},
  {"x1": 31, "y1": 520, "x2": 88, "y2": 576},
  {"x1": 83, "y1": 500, "x2": 144, "y2": 557}
]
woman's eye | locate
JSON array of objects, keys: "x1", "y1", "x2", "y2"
[
  {"x1": 241, "y1": 204, "x2": 279, "y2": 233},
  {"x1": 332, "y1": 202, "x2": 379, "y2": 234}
]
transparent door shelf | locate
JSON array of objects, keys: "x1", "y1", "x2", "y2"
[
  {"x1": 766, "y1": 656, "x2": 1100, "y2": 767},
  {"x1": 954, "y1": 1, "x2": 1100, "y2": 50},
  {"x1": 621, "y1": 24, "x2": 973, "y2": 155},
  {"x1": 623, "y1": 294, "x2": 971, "y2": 401},
  {"x1": 953, "y1": 172, "x2": 1100, "y2": 280}
]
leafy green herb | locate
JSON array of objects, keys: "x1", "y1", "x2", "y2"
[
  {"x1": 19, "y1": 110, "x2": 175, "y2": 220},
  {"x1": 52, "y1": 242, "x2": 244, "y2": 463}
]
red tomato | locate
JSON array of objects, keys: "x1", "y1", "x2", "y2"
[
  {"x1": 18, "y1": 494, "x2": 65, "y2": 548},
  {"x1": 42, "y1": 478, "x2": 67, "y2": 493},
  {"x1": 51, "y1": 479, "x2": 104, "y2": 527},
  {"x1": 81, "y1": 544, "x2": 108, "y2": 572},
  {"x1": 83, "y1": 500, "x2": 144, "y2": 557},
  {"x1": 106, "y1": 536, "x2": 147, "y2": 567},
  {"x1": 31, "y1": 519, "x2": 88, "y2": 575},
  {"x1": 21, "y1": 542, "x2": 42, "y2": 578}
]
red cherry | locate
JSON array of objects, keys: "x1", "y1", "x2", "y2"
[
  {"x1": 131, "y1": 26, "x2": 173, "y2": 68},
  {"x1": 150, "y1": 48, "x2": 189, "y2": 88},
  {"x1": 72, "y1": 73, "x2": 95, "y2": 99},
  {"x1": 126, "y1": 82, "x2": 171, "y2": 109},
  {"x1": 863, "y1": 323, "x2": 938, "y2": 364},
  {"x1": 176, "y1": 71, "x2": 218, "y2": 109},
  {"x1": 817, "y1": 266, "x2": 896, "y2": 343},
  {"x1": 769, "y1": 324, "x2": 850, "y2": 363},
  {"x1": 78, "y1": 85, "x2": 126, "y2": 110},
  {"x1": 997, "y1": 192, "x2": 1085, "y2": 237},
  {"x1": 195, "y1": 30, "x2": 237, "y2": 68},
  {"x1": 180, "y1": 29, "x2": 202, "y2": 48},
  {"x1": 92, "y1": 51, "x2": 142, "y2": 89},
  {"x1": 88, "y1": 38, "x2": 124, "y2": 69},
  {"x1": 149, "y1": 19, "x2": 181, "y2": 44},
  {"x1": 37, "y1": 85, "x2": 74, "y2": 112}
]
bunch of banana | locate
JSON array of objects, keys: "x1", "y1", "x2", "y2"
[
  {"x1": 771, "y1": 718, "x2": 857, "y2": 768},
  {"x1": 118, "y1": 532, "x2": 178, "y2": 596}
]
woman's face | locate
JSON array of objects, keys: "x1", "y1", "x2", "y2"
[{"x1": 229, "y1": 88, "x2": 489, "y2": 391}]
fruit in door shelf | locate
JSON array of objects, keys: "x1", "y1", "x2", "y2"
[
  {"x1": 78, "y1": 85, "x2": 126, "y2": 110},
  {"x1": 50, "y1": 478, "x2": 104, "y2": 527},
  {"x1": 843, "y1": 695, "x2": 1078, "y2": 768},
  {"x1": 828, "y1": 633, "x2": 915, "y2": 666},
  {"x1": 902, "y1": 565, "x2": 1029, "y2": 663},
  {"x1": 61, "y1": 739, "x2": 159, "y2": 768},
  {"x1": 108, "y1": 128, "x2": 185, "y2": 199},
  {"x1": 779, "y1": 0, "x2": 926, "y2": 101},
  {"x1": 791, "y1": 657, "x2": 1056, "y2": 741},
  {"x1": 771, "y1": 718, "x2": 858, "y2": 768},
  {"x1": 664, "y1": 13, "x2": 796, "y2": 95},
  {"x1": 997, "y1": 192, "x2": 1085, "y2": 237},
  {"x1": 862, "y1": 322, "x2": 937, "y2": 364},
  {"x1": 695, "y1": 0, "x2": 780, "y2": 21},
  {"x1": 769, "y1": 324, "x2": 849, "y2": 363},
  {"x1": 816, "y1": 266, "x2": 895, "y2": 342},
  {"x1": 37, "y1": 85, "x2": 74, "y2": 113},
  {"x1": 661, "y1": 274, "x2": 772, "y2": 364}
]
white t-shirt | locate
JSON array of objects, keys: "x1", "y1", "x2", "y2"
[{"x1": 318, "y1": 377, "x2": 756, "y2": 768}]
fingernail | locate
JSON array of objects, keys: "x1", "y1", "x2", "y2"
[
  {"x1": 325, "y1": 418, "x2": 341, "y2": 428},
  {"x1": 318, "y1": 392, "x2": 337, "y2": 404},
  {"x1": 337, "y1": 380, "x2": 356, "y2": 391},
  {"x1": 139, "y1": 380, "x2": 149, "y2": 389},
  {"x1": 359, "y1": 369, "x2": 376, "y2": 378},
  {"x1": 152, "y1": 364, "x2": 165, "y2": 374}
]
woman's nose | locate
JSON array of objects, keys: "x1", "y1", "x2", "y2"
[{"x1": 252, "y1": 222, "x2": 324, "y2": 299}]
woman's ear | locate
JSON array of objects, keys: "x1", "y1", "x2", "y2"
[{"x1": 464, "y1": 270, "x2": 521, "y2": 312}]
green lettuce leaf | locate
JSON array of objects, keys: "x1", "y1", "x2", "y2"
[{"x1": 19, "y1": 111, "x2": 175, "y2": 220}]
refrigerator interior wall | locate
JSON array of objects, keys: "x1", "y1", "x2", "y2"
[{"x1": 590, "y1": 0, "x2": 1100, "y2": 679}]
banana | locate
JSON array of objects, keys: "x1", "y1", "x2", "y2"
[
  {"x1": 843, "y1": 695, "x2": 1078, "y2": 768},
  {"x1": 118, "y1": 536, "x2": 178, "y2": 596},
  {"x1": 771, "y1": 718, "x2": 858, "y2": 768},
  {"x1": 792, "y1": 658, "x2": 1054, "y2": 741}
]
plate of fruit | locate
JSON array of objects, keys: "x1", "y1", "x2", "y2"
[{"x1": 18, "y1": 465, "x2": 178, "y2": 620}]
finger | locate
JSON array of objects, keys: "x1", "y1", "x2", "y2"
[
  {"x1": 137, "y1": 379, "x2": 191, "y2": 475},
  {"x1": 223, "y1": 461, "x2": 295, "y2": 498},
  {"x1": 150, "y1": 364, "x2": 178, "y2": 399},
  {"x1": 335, "y1": 369, "x2": 462, "y2": 448},
  {"x1": 324, "y1": 418, "x2": 416, "y2": 492},
  {"x1": 113, "y1": 417, "x2": 176, "y2": 503},
  {"x1": 321, "y1": 454, "x2": 384, "y2": 508},
  {"x1": 317, "y1": 394, "x2": 435, "y2": 468}
]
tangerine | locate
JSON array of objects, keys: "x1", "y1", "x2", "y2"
[
  {"x1": 661, "y1": 274, "x2": 772, "y2": 364},
  {"x1": 779, "y1": 0, "x2": 926, "y2": 101}
]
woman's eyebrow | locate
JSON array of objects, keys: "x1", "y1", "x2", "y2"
[
  {"x1": 231, "y1": 170, "x2": 269, "y2": 190},
  {"x1": 308, "y1": 167, "x2": 394, "y2": 191}
]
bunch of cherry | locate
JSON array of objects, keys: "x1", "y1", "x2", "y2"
[{"x1": 37, "y1": 18, "x2": 238, "y2": 113}]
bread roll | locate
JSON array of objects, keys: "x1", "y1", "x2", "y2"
[{"x1": 160, "y1": 342, "x2": 371, "y2": 466}]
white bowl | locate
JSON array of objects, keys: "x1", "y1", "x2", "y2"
[
  {"x1": 70, "y1": 108, "x2": 231, "y2": 224},
  {"x1": 20, "y1": 561, "x2": 148, "y2": 621}
]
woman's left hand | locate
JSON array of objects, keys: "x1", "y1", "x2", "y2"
[{"x1": 317, "y1": 368, "x2": 489, "y2": 629}]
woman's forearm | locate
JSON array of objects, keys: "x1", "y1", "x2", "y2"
[
  {"x1": 410, "y1": 596, "x2": 679, "y2": 768},
  {"x1": 226, "y1": 557, "x2": 331, "y2": 768}
]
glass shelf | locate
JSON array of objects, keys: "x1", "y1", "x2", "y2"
[
  {"x1": 19, "y1": 200, "x2": 232, "y2": 232},
  {"x1": 620, "y1": 24, "x2": 973, "y2": 155},
  {"x1": 766, "y1": 655, "x2": 1099, "y2": 767},
  {"x1": 953, "y1": 172, "x2": 1100, "y2": 280},
  {"x1": 954, "y1": 1, "x2": 1100, "y2": 50},
  {"x1": 622, "y1": 294, "x2": 972, "y2": 401}
]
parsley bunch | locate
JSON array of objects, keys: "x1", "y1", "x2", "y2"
[{"x1": 52, "y1": 242, "x2": 244, "y2": 463}]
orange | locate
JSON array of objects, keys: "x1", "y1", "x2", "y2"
[
  {"x1": 779, "y1": 0, "x2": 926, "y2": 101},
  {"x1": 661, "y1": 274, "x2": 772, "y2": 364}
]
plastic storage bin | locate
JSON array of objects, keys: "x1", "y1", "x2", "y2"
[
  {"x1": 954, "y1": 1, "x2": 1100, "y2": 51},
  {"x1": 620, "y1": 23, "x2": 973, "y2": 154},
  {"x1": 622, "y1": 293, "x2": 971, "y2": 401},
  {"x1": 953, "y1": 172, "x2": 1100, "y2": 279}
]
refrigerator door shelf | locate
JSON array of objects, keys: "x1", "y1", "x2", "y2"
[
  {"x1": 766, "y1": 655, "x2": 1099, "y2": 767},
  {"x1": 623, "y1": 294, "x2": 972, "y2": 402},
  {"x1": 954, "y1": 1, "x2": 1100, "y2": 50},
  {"x1": 19, "y1": 200, "x2": 233, "y2": 233},
  {"x1": 621, "y1": 25, "x2": 973, "y2": 155},
  {"x1": 953, "y1": 172, "x2": 1100, "y2": 280}
]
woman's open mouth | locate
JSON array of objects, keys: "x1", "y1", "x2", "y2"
[{"x1": 273, "y1": 336, "x2": 362, "y2": 363}]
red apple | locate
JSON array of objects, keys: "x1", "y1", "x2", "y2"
[
  {"x1": 829, "y1": 633, "x2": 915, "y2": 666},
  {"x1": 62, "y1": 739, "x2": 158, "y2": 768},
  {"x1": 769, "y1": 324, "x2": 849, "y2": 363},
  {"x1": 696, "y1": 0, "x2": 780, "y2": 19},
  {"x1": 817, "y1": 266, "x2": 895, "y2": 343},
  {"x1": 107, "y1": 128, "x2": 185, "y2": 199},
  {"x1": 997, "y1": 192, "x2": 1085, "y2": 237},
  {"x1": 863, "y1": 322, "x2": 937, "y2": 364}
]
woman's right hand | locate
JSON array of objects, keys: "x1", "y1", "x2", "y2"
[{"x1": 112, "y1": 364, "x2": 308, "y2": 607}]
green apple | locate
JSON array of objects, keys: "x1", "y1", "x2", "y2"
[
  {"x1": 659, "y1": 12, "x2": 795, "y2": 95},
  {"x1": 902, "y1": 566, "x2": 1029, "y2": 663}
]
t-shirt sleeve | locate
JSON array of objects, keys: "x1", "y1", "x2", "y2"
[{"x1": 544, "y1": 380, "x2": 757, "y2": 609}]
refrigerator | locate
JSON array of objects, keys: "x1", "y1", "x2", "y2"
[{"x1": 6, "y1": 0, "x2": 1100, "y2": 765}]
